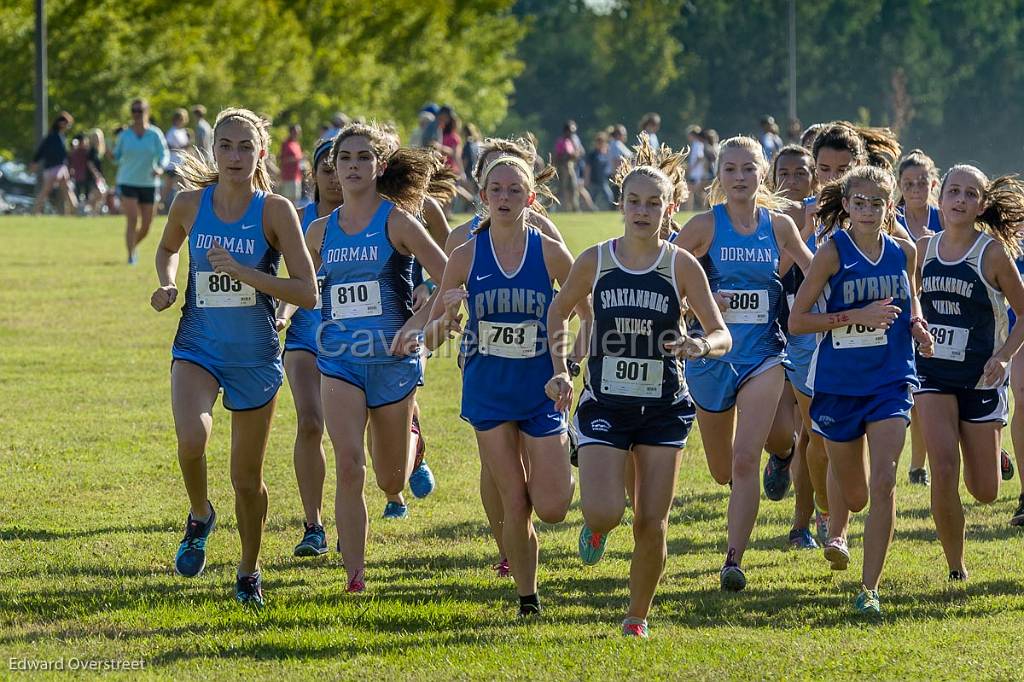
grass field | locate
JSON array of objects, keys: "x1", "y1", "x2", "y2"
[{"x1": 2, "y1": 213, "x2": 1024, "y2": 680}]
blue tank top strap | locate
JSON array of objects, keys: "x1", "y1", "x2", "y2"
[
  {"x1": 174, "y1": 185, "x2": 280, "y2": 367},
  {"x1": 808, "y1": 229, "x2": 916, "y2": 395},
  {"x1": 316, "y1": 199, "x2": 414, "y2": 364},
  {"x1": 693, "y1": 204, "x2": 785, "y2": 363},
  {"x1": 461, "y1": 226, "x2": 556, "y2": 423}
]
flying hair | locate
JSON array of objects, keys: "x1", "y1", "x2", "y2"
[
  {"x1": 941, "y1": 165, "x2": 1024, "y2": 259},
  {"x1": 330, "y1": 121, "x2": 449, "y2": 214},
  {"x1": 473, "y1": 149, "x2": 557, "y2": 234},
  {"x1": 815, "y1": 165, "x2": 899, "y2": 241},
  {"x1": 812, "y1": 121, "x2": 902, "y2": 171},
  {"x1": 707, "y1": 136, "x2": 792, "y2": 212},
  {"x1": 175, "y1": 107, "x2": 273, "y2": 192},
  {"x1": 472, "y1": 136, "x2": 557, "y2": 220},
  {"x1": 611, "y1": 134, "x2": 689, "y2": 238}
]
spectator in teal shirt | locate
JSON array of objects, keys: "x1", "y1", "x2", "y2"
[{"x1": 113, "y1": 98, "x2": 169, "y2": 264}]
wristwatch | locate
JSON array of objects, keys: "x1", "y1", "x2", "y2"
[{"x1": 567, "y1": 359, "x2": 581, "y2": 378}]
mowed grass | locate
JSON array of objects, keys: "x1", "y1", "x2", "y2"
[{"x1": 1, "y1": 212, "x2": 1023, "y2": 681}]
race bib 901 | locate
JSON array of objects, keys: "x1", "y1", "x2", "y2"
[
  {"x1": 929, "y1": 324, "x2": 969, "y2": 362},
  {"x1": 600, "y1": 357, "x2": 664, "y2": 398},
  {"x1": 196, "y1": 271, "x2": 255, "y2": 307},
  {"x1": 720, "y1": 289, "x2": 770, "y2": 324}
]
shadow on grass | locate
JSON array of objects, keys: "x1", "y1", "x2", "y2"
[
  {"x1": 3, "y1": 563, "x2": 1021, "y2": 661},
  {"x1": 0, "y1": 523, "x2": 172, "y2": 541}
]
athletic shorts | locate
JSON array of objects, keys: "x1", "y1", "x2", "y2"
[
  {"x1": 317, "y1": 354, "x2": 422, "y2": 408},
  {"x1": 44, "y1": 164, "x2": 70, "y2": 184},
  {"x1": 685, "y1": 355, "x2": 786, "y2": 412},
  {"x1": 119, "y1": 184, "x2": 156, "y2": 205},
  {"x1": 574, "y1": 388, "x2": 695, "y2": 452},
  {"x1": 465, "y1": 409, "x2": 567, "y2": 438},
  {"x1": 784, "y1": 340, "x2": 814, "y2": 398},
  {"x1": 810, "y1": 384, "x2": 914, "y2": 442},
  {"x1": 171, "y1": 355, "x2": 283, "y2": 411},
  {"x1": 915, "y1": 376, "x2": 1009, "y2": 425}
]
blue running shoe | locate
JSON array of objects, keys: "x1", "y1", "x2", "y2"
[
  {"x1": 409, "y1": 461, "x2": 435, "y2": 499},
  {"x1": 578, "y1": 525, "x2": 608, "y2": 566},
  {"x1": 235, "y1": 572, "x2": 264, "y2": 608},
  {"x1": 382, "y1": 501, "x2": 409, "y2": 519},
  {"x1": 788, "y1": 527, "x2": 819, "y2": 550},
  {"x1": 763, "y1": 450, "x2": 793, "y2": 501},
  {"x1": 174, "y1": 503, "x2": 216, "y2": 577},
  {"x1": 294, "y1": 522, "x2": 328, "y2": 557},
  {"x1": 408, "y1": 413, "x2": 436, "y2": 499}
]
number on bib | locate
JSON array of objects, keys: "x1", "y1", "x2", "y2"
[
  {"x1": 831, "y1": 323, "x2": 886, "y2": 349},
  {"x1": 477, "y1": 320, "x2": 539, "y2": 359},
  {"x1": 929, "y1": 324, "x2": 969, "y2": 362},
  {"x1": 720, "y1": 289, "x2": 770, "y2": 324},
  {"x1": 329, "y1": 281, "x2": 382, "y2": 319},
  {"x1": 313, "y1": 275, "x2": 326, "y2": 310},
  {"x1": 600, "y1": 357, "x2": 664, "y2": 398},
  {"x1": 196, "y1": 271, "x2": 256, "y2": 307}
]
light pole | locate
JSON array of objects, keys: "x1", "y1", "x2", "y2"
[
  {"x1": 35, "y1": 0, "x2": 47, "y2": 143},
  {"x1": 788, "y1": 0, "x2": 797, "y2": 127}
]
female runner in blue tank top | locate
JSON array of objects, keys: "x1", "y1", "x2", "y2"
[
  {"x1": 790, "y1": 165, "x2": 933, "y2": 615},
  {"x1": 914, "y1": 165, "x2": 1024, "y2": 581},
  {"x1": 444, "y1": 138, "x2": 569, "y2": 580},
  {"x1": 150, "y1": 108, "x2": 318, "y2": 607},
  {"x1": 767, "y1": 144, "x2": 827, "y2": 549},
  {"x1": 426, "y1": 154, "x2": 583, "y2": 618},
  {"x1": 896, "y1": 150, "x2": 943, "y2": 241},
  {"x1": 673, "y1": 136, "x2": 813, "y2": 591},
  {"x1": 273, "y1": 136, "x2": 340, "y2": 558},
  {"x1": 546, "y1": 140, "x2": 731, "y2": 638},
  {"x1": 303, "y1": 123, "x2": 447, "y2": 594}
]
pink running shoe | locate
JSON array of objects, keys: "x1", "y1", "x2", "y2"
[
  {"x1": 823, "y1": 537, "x2": 850, "y2": 571},
  {"x1": 346, "y1": 569, "x2": 366, "y2": 594},
  {"x1": 492, "y1": 557, "x2": 511, "y2": 578}
]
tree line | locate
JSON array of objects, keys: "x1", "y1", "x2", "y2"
[{"x1": 3, "y1": 0, "x2": 1023, "y2": 175}]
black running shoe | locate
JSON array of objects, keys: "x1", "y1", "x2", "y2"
[
  {"x1": 1010, "y1": 495, "x2": 1024, "y2": 527},
  {"x1": 908, "y1": 467, "x2": 929, "y2": 486},
  {"x1": 1001, "y1": 450, "x2": 1015, "y2": 481},
  {"x1": 235, "y1": 572, "x2": 264, "y2": 608},
  {"x1": 948, "y1": 570, "x2": 968, "y2": 582},
  {"x1": 294, "y1": 522, "x2": 328, "y2": 557},
  {"x1": 174, "y1": 503, "x2": 216, "y2": 577},
  {"x1": 763, "y1": 450, "x2": 793, "y2": 501}
]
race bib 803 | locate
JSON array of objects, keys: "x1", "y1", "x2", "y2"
[{"x1": 196, "y1": 271, "x2": 255, "y2": 307}]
